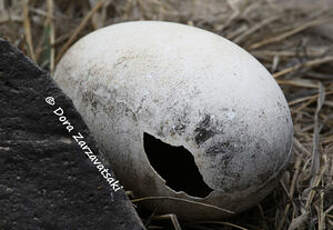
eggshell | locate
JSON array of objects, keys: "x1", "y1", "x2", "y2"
[{"x1": 54, "y1": 21, "x2": 293, "y2": 220}]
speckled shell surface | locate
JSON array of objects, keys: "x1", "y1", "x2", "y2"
[{"x1": 54, "y1": 21, "x2": 293, "y2": 220}]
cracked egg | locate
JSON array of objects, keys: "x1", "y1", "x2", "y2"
[{"x1": 54, "y1": 21, "x2": 293, "y2": 220}]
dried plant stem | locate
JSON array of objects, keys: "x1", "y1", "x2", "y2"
[
  {"x1": 277, "y1": 80, "x2": 318, "y2": 88},
  {"x1": 289, "y1": 92, "x2": 333, "y2": 106},
  {"x1": 249, "y1": 17, "x2": 333, "y2": 49},
  {"x1": 273, "y1": 56, "x2": 333, "y2": 78},
  {"x1": 277, "y1": 156, "x2": 302, "y2": 230},
  {"x1": 22, "y1": 0, "x2": 36, "y2": 61},
  {"x1": 55, "y1": 0, "x2": 106, "y2": 64},
  {"x1": 317, "y1": 186, "x2": 325, "y2": 230},
  {"x1": 310, "y1": 83, "x2": 325, "y2": 177},
  {"x1": 306, "y1": 160, "x2": 328, "y2": 210},
  {"x1": 47, "y1": 0, "x2": 55, "y2": 73},
  {"x1": 131, "y1": 196, "x2": 234, "y2": 214},
  {"x1": 153, "y1": 214, "x2": 182, "y2": 230},
  {"x1": 234, "y1": 16, "x2": 278, "y2": 43},
  {"x1": 193, "y1": 221, "x2": 248, "y2": 230}
]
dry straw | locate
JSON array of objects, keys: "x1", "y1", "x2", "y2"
[{"x1": 0, "y1": 0, "x2": 332, "y2": 229}]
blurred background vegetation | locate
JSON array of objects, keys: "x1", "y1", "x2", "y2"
[{"x1": 0, "y1": 0, "x2": 333, "y2": 229}]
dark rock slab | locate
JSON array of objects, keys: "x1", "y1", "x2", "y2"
[{"x1": 0, "y1": 38, "x2": 145, "y2": 230}]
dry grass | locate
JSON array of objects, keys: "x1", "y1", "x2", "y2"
[{"x1": 0, "y1": 0, "x2": 332, "y2": 229}]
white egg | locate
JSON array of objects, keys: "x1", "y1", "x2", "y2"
[{"x1": 54, "y1": 21, "x2": 293, "y2": 220}]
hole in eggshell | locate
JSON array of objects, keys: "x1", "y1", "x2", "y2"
[{"x1": 143, "y1": 132, "x2": 213, "y2": 198}]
